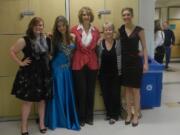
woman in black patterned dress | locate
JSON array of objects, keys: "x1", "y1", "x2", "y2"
[
  {"x1": 10, "y1": 17, "x2": 51, "y2": 135},
  {"x1": 119, "y1": 8, "x2": 148, "y2": 127}
]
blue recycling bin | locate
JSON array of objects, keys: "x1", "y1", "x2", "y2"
[{"x1": 140, "y1": 57, "x2": 164, "y2": 109}]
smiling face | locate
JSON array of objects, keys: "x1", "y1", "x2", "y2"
[
  {"x1": 122, "y1": 10, "x2": 133, "y2": 24},
  {"x1": 78, "y1": 7, "x2": 94, "y2": 24},
  {"x1": 57, "y1": 21, "x2": 67, "y2": 34},
  {"x1": 82, "y1": 11, "x2": 91, "y2": 24},
  {"x1": 121, "y1": 8, "x2": 134, "y2": 25},
  {"x1": 33, "y1": 21, "x2": 44, "y2": 35},
  {"x1": 103, "y1": 23, "x2": 114, "y2": 40},
  {"x1": 26, "y1": 17, "x2": 45, "y2": 39}
]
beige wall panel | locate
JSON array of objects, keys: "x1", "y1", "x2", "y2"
[
  {"x1": 70, "y1": 0, "x2": 104, "y2": 29},
  {"x1": 105, "y1": 0, "x2": 139, "y2": 31},
  {"x1": 30, "y1": 0, "x2": 66, "y2": 32},
  {"x1": 0, "y1": 36, "x2": 23, "y2": 76},
  {"x1": 171, "y1": 46, "x2": 180, "y2": 58},
  {"x1": 0, "y1": 0, "x2": 65, "y2": 34},
  {"x1": 70, "y1": 0, "x2": 139, "y2": 31},
  {"x1": 0, "y1": 0, "x2": 30, "y2": 33},
  {"x1": 0, "y1": 80, "x2": 3, "y2": 116},
  {"x1": 94, "y1": 82, "x2": 104, "y2": 111}
]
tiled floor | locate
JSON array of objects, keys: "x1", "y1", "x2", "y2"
[{"x1": 1, "y1": 63, "x2": 180, "y2": 135}]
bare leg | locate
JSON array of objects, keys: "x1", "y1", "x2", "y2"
[
  {"x1": 38, "y1": 100, "x2": 46, "y2": 130},
  {"x1": 132, "y1": 88, "x2": 140, "y2": 125},
  {"x1": 21, "y1": 101, "x2": 33, "y2": 133},
  {"x1": 125, "y1": 87, "x2": 133, "y2": 123}
]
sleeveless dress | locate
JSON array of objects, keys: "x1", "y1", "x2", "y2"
[
  {"x1": 11, "y1": 36, "x2": 52, "y2": 102},
  {"x1": 119, "y1": 25, "x2": 143, "y2": 88},
  {"x1": 45, "y1": 43, "x2": 80, "y2": 131}
]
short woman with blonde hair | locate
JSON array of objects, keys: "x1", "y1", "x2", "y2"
[{"x1": 98, "y1": 22, "x2": 122, "y2": 124}]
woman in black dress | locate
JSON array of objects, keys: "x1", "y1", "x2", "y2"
[
  {"x1": 119, "y1": 7, "x2": 148, "y2": 127},
  {"x1": 10, "y1": 17, "x2": 51, "y2": 135}
]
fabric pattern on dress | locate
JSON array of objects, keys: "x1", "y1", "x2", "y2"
[{"x1": 11, "y1": 36, "x2": 52, "y2": 102}]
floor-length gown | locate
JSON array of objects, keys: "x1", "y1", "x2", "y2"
[{"x1": 45, "y1": 43, "x2": 80, "y2": 130}]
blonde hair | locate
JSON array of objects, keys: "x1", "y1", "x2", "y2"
[
  {"x1": 102, "y1": 22, "x2": 115, "y2": 32},
  {"x1": 78, "y1": 6, "x2": 94, "y2": 23}
]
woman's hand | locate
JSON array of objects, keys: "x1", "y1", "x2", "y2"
[
  {"x1": 138, "y1": 51, "x2": 143, "y2": 57},
  {"x1": 143, "y1": 63, "x2": 148, "y2": 73},
  {"x1": 19, "y1": 57, "x2": 31, "y2": 67},
  {"x1": 46, "y1": 32, "x2": 53, "y2": 39},
  {"x1": 70, "y1": 33, "x2": 76, "y2": 42},
  {"x1": 97, "y1": 36, "x2": 104, "y2": 46}
]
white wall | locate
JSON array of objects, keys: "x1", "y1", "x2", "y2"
[
  {"x1": 155, "y1": 8, "x2": 161, "y2": 20},
  {"x1": 139, "y1": 0, "x2": 155, "y2": 57},
  {"x1": 161, "y1": 7, "x2": 168, "y2": 22}
]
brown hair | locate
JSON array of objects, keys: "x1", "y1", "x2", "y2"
[
  {"x1": 154, "y1": 20, "x2": 162, "y2": 33},
  {"x1": 26, "y1": 17, "x2": 44, "y2": 39},
  {"x1": 52, "y1": 16, "x2": 72, "y2": 55},
  {"x1": 121, "y1": 7, "x2": 134, "y2": 16},
  {"x1": 78, "y1": 6, "x2": 94, "y2": 23}
]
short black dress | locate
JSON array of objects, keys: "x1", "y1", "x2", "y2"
[
  {"x1": 11, "y1": 36, "x2": 52, "y2": 102},
  {"x1": 119, "y1": 25, "x2": 143, "y2": 88}
]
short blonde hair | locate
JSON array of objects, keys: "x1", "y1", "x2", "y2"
[
  {"x1": 78, "y1": 7, "x2": 94, "y2": 23},
  {"x1": 102, "y1": 22, "x2": 115, "y2": 32}
]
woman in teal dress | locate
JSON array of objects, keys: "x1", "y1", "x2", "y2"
[{"x1": 45, "y1": 16, "x2": 80, "y2": 130}]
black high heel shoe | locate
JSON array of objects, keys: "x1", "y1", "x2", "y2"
[
  {"x1": 125, "y1": 114, "x2": 133, "y2": 125},
  {"x1": 132, "y1": 115, "x2": 139, "y2": 127},
  {"x1": 109, "y1": 118, "x2": 116, "y2": 125},
  {"x1": 80, "y1": 122, "x2": 85, "y2": 127},
  {"x1": 39, "y1": 128, "x2": 47, "y2": 134},
  {"x1": 125, "y1": 120, "x2": 131, "y2": 125},
  {"x1": 21, "y1": 132, "x2": 29, "y2": 135},
  {"x1": 85, "y1": 120, "x2": 93, "y2": 125},
  {"x1": 132, "y1": 122, "x2": 139, "y2": 127}
]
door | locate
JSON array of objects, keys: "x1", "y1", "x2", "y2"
[{"x1": 169, "y1": 20, "x2": 180, "y2": 58}]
